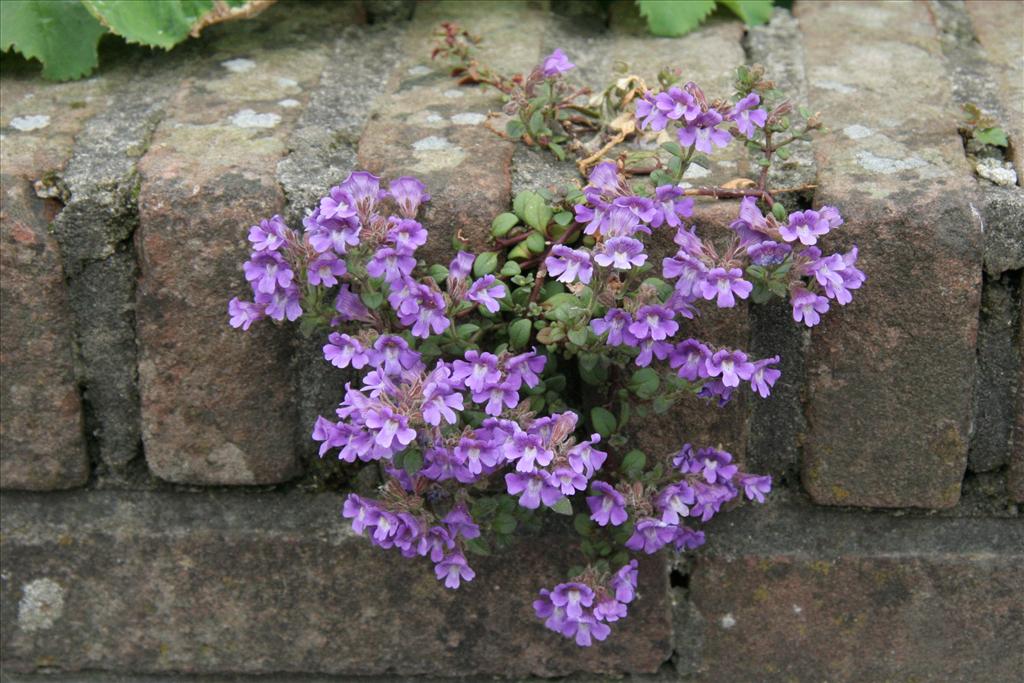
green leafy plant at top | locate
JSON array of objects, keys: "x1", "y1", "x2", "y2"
[
  {"x1": 1, "y1": 0, "x2": 273, "y2": 82},
  {"x1": 961, "y1": 103, "x2": 1009, "y2": 148},
  {"x1": 636, "y1": 0, "x2": 775, "y2": 37}
]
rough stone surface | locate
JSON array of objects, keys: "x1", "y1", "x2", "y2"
[
  {"x1": 0, "y1": 64, "x2": 106, "y2": 490},
  {"x1": 135, "y1": 3, "x2": 358, "y2": 484},
  {"x1": 970, "y1": 270, "x2": 1021, "y2": 472},
  {"x1": 0, "y1": 181, "x2": 88, "y2": 491},
  {"x1": 358, "y1": 2, "x2": 545, "y2": 265},
  {"x1": 965, "y1": 0, "x2": 1024, "y2": 176},
  {"x1": 797, "y1": 1, "x2": 982, "y2": 508},
  {"x1": 0, "y1": 491, "x2": 672, "y2": 677},
  {"x1": 684, "y1": 502, "x2": 1024, "y2": 682},
  {"x1": 979, "y1": 184, "x2": 1024, "y2": 274},
  {"x1": 1010, "y1": 294, "x2": 1024, "y2": 502}
]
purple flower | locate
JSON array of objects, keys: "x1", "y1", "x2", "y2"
[
  {"x1": 541, "y1": 48, "x2": 575, "y2": 77},
  {"x1": 657, "y1": 482, "x2": 695, "y2": 525},
  {"x1": 595, "y1": 236, "x2": 647, "y2": 270},
  {"x1": 669, "y1": 339, "x2": 711, "y2": 381},
  {"x1": 318, "y1": 185, "x2": 357, "y2": 222},
  {"x1": 389, "y1": 176, "x2": 430, "y2": 218},
  {"x1": 367, "y1": 246, "x2": 416, "y2": 283},
  {"x1": 636, "y1": 87, "x2": 699, "y2": 131},
  {"x1": 334, "y1": 284, "x2": 372, "y2": 322},
  {"x1": 673, "y1": 526, "x2": 706, "y2": 550},
  {"x1": 613, "y1": 195, "x2": 658, "y2": 224},
  {"x1": 341, "y1": 171, "x2": 386, "y2": 217},
  {"x1": 451, "y1": 350, "x2": 501, "y2": 393},
  {"x1": 550, "y1": 582, "x2": 594, "y2": 619},
  {"x1": 599, "y1": 205, "x2": 643, "y2": 237},
  {"x1": 791, "y1": 288, "x2": 830, "y2": 327},
  {"x1": 305, "y1": 210, "x2": 361, "y2": 254},
  {"x1": 421, "y1": 367, "x2": 464, "y2": 426},
  {"x1": 505, "y1": 471, "x2": 561, "y2": 509},
  {"x1": 696, "y1": 447, "x2": 737, "y2": 484},
  {"x1": 697, "y1": 379, "x2": 734, "y2": 407},
  {"x1": 443, "y1": 504, "x2": 480, "y2": 539},
  {"x1": 474, "y1": 380, "x2": 519, "y2": 416},
  {"x1": 663, "y1": 252, "x2": 708, "y2": 298},
  {"x1": 628, "y1": 305, "x2": 678, "y2": 342},
  {"x1": 729, "y1": 196, "x2": 773, "y2": 246},
  {"x1": 729, "y1": 93, "x2": 768, "y2": 138},
  {"x1": 387, "y1": 218, "x2": 428, "y2": 252},
  {"x1": 779, "y1": 209, "x2": 831, "y2": 245},
  {"x1": 244, "y1": 251, "x2": 294, "y2": 294},
  {"x1": 448, "y1": 251, "x2": 476, "y2": 280},
  {"x1": 248, "y1": 215, "x2": 289, "y2": 251},
  {"x1": 342, "y1": 494, "x2": 379, "y2": 535},
  {"x1": 534, "y1": 589, "x2": 568, "y2": 633},
  {"x1": 467, "y1": 275, "x2": 507, "y2": 313},
  {"x1": 678, "y1": 110, "x2": 732, "y2": 154},
  {"x1": 635, "y1": 339, "x2": 672, "y2": 367},
  {"x1": 565, "y1": 614, "x2": 611, "y2": 647},
  {"x1": 749, "y1": 355, "x2": 781, "y2": 398},
  {"x1": 587, "y1": 161, "x2": 624, "y2": 195},
  {"x1": 635, "y1": 92, "x2": 666, "y2": 131},
  {"x1": 738, "y1": 473, "x2": 772, "y2": 503},
  {"x1": 705, "y1": 349, "x2": 755, "y2": 388},
  {"x1": 545, "y1": 245, "x2": 593, "y2": 285},
  {"x1": 700, "y1": 267, "x2": 752, "y2": 308},
  {"x1": 371, "y1": 335, "x2": 421, "y2": 375},
  {"x1": 255, "y1": 285, "x2": 302, "y2": 321},
  {"x1": 324, "y1": 333, "x2": 371, "y2": 369},
  {"x1": 747, "y1": 240, "x2": 792, "y2": 267},
  {"x1": 509, "y1": 431, "x2": 553, "y2": 472},
  {"x1": 228, "y1": 297, "x2": 266, "y2": 330},
  {"x1": 435, "y1": 551, "x2": 475, "y2": 589},
  {"x1": 548, "y1": 466, "x2": 588, "y2": 495},
  {"x1": 504, "y1": 350, "x2": 546, "y2": 389},
  {"x1": 401, "y1": 287, "x2": 450, "y2": 338},
  {"x1": 610, "y1": 560, "x2": 639, "y2": 603},
  {"x1": 651, "y1": 185, "x2": 694, "y2": 228},
  {"x1": 417, "y1": 525, "x2": 454, "y2": 562},
  {"x1": 593, "y1": 596, "x2": 628, "y2": 622},
  {"x1": 567, "y1": 435, "x2": 607, "y2": 477},
  {"x1": 625, "y1": 518, "x2": 676, "y2": 554},
  {"x1": 590, "y1": 308, "x2": 636, "y2": 347},
  {"x1": 455, "y1": 436, "x2": 499, "y2": 474},
  {"x1": 307, "y1": 252, "x2": 347, "y2": 286},
  {"x1": 587, "y1": 481, "x2": 628, "y2": 526},
  {"x1": 364, "y1": 406, "x2": 416, "y2": 449}
]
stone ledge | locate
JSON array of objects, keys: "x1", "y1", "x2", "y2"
[{"x1": 0, "y1": 491, "x2": 671, "y2": 678}]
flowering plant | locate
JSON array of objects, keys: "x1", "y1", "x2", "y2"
[{"x1": 228, "y1": 47, "x2": 864, "y2": 647}]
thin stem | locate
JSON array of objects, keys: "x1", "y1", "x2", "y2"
[{"x1": 528, "y1": 223, "x2": 583, "y2": 303}]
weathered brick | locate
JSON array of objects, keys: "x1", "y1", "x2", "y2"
[
  {"x1": 0, "y1": 491, "x2": 671, "y2": 677},
  {"x1": 357, "y1": 2, "x2": 547, "y2": 265},
  {"x1": 682, "y1": 502, "x2": 1024, "y2": 681},
  {"x1": 1010, "y1": 294, "x2": 1024, "y2": 503},
  {"x1": 966, "y1": 0, "x2": 1024, "y2": 176},
  {"x1": 796, "y1": 1, "x2": 982, "y2": 508},
  {"x1": 0, "y1": 69, "x2": 108, "y2": 490},
  {"x1": 135, "y1": 3, "x2": 360, "y2": 484}
]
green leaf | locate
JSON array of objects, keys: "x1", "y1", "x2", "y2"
[
  {"x1": 590, "y1": 406, "x2": 617, "y2": 437},
  {"x1": 636, "y1": 0, "x2": 716, "y2": 37},
  {"x1": 1, "y1": 0, "x2": 108, "y2": 81},
  {"x1": 550, "y1": 497, "x2": 573, "y2": 515},
  {"x1": 506, "y1": 118, "x2": 527, "y2": 140},
  {"x1": 493, "y1": 512, "x2": 517, "y2": 534},
  {"x1": 500, "y1": 260, "x2": 521, "y2": 277},
  {"x1": 428, "y1": 264, "x2": 449, "y2": 283},
  {"x1": 525, "y1": 232, "x2": 546, "y2": 253},
  {"x1": 718, "y1": 0, "x2": 775, "y2": 26},
  {"x1": 622, "y1": 449, "x2": 647, "y2": 479},
  {"x1": 509, "y1": 318, "x2": 532, "y2": 349},
  {"x1": 661, "y1": 141, "x2": 684, "y2": 157},
  {"x1": 465, "y1": 537, "x2": 492, "y2": 556},
  {"x1": 402, "y1": 450, "x2": 423, "y2": 476},
  {"x1": 771, "y1": 202, "x2": 788, "y2": 221},
  {"x1": 553, "y1": 211, "x2": 574, "y2": 227},
  {"x1": 629, "y1": 368, "x2": 661, "y2": 399},
  {"x1": 360, "y1": 289, "x2": 384, "y2": 310},
  {"x1": 548, "y1": 141, "x2": 566, "y2": 160},
  {"x1": 83, "y1": 0, "x2": 214, "y2": 49},
  {"x1": 473, "y1": 252, "x2": 499, "y2": 277},
  {"x1": 491, "y1": 212, "x2": 520, "y2": 237},
  {"x1": 975, "y1": 126, "x2": 1009, "y2": 147},
  {"x1": 567, "y1": 326, "x2": 589, "y2": 346},
  {"x1": 521, "y1": 193, "x2": 553, "y2": 233}
]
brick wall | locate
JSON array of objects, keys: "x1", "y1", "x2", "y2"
[{"x1": 1, "y1": 1, "x2": 1022, "y2": 680}]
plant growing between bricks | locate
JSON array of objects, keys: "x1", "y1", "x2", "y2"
[{"x1": 228, "y1": 44, "x2": 864, "y2": 647}]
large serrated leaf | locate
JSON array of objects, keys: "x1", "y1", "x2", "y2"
[
  {"x1": 83, "y1": 0, "x2": 214, "y2": 49},
  {"x1": 1, "y1": 0, "x2": 108, "y2": 81},
  {"x1": 718, "y1": 0, "x2": 774, "y2": 25},
  {"x1": 636, "y1": 0, "x2": 717, "y2": 37}
]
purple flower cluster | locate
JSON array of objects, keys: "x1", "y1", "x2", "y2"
[
  {"x1": 728, "y1": 197, "x2": 865, "y2": 327},
  {"x1": 571, "y1": 162, "x2": 695, "y2": 275},
  {"x1": 534, "y1": 561, "x2": 639, "y2": 646},
  {"x1": 635, "y1": 82, "x2": 767, "y2": 153},
  {"x1": 229, "y1": 171, "x2": 432, "y2": 331},
  {"x1": 668, "y1": 340, "x2": 781, "y2": 404},
  {"x1": 343, "y1": 494, "x2": 479, "y2": 589}
]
